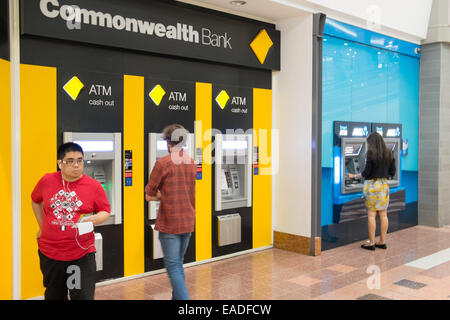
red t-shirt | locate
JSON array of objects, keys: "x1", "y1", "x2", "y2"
[
  {"x1": 145, "y1": 149, "x2": 196, "y2": 234},
  {"x1": 31, "y1": 171, "x2": 111, "y2": 261}
]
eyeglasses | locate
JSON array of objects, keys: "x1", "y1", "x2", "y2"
[{"x1": 61, "y1": 159, "x2": 84, "y2": 166}]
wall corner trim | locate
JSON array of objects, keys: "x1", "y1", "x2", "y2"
[{"x1": 273, "y1": 230, "x2": 321, "y2": 256}]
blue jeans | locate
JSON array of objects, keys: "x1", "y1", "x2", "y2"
[{"x1": 158, "y1": 232, "x2": 191, "y2": 300}]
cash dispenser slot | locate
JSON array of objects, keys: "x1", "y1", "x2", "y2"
[
  {"x1": 151, "y1": 224, "x2": 164, "y2": 260},
  {"x1": 94, "y1": 232, "x2": 103, "y2": 271}
]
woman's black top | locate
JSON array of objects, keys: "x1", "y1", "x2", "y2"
[{"x1": 361, "y1": 153, "x2": 396, "y2": 180}]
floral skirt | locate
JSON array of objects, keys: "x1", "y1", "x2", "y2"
[{"x1": 363, "y1": 178, "x2": 390, "y2": 211}]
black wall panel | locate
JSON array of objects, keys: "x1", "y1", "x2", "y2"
[
  {"x1": 56, "y1": 68, "x2": 124, "y2": 282},
  {"x1": 20, "y1": 37, "x2": 271, "y2": 89},
  {"x1": 0, "y1": 0, "x2": 8, "y2": 60},
  {"x1": 211, "y1": 85, "x2": 254, "y2": 258},
  {"x1": 21, "y1": 0, "x2": 280, "y2": 71},
  {"x1": 143, "y1": 78, "x2": 197, "y2": 272}
]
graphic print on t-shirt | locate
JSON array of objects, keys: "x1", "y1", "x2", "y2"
[{"x1": 49, "y1": 189, "x2": 83, "y2": 227}]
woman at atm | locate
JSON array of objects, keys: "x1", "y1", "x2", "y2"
[{"x1": 350, "y1": 132, "x2": 395, "y2": 251}]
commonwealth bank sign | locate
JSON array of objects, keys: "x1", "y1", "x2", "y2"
[{"x1": 21, "y1": 0, "x2": 280, "y2": 70}]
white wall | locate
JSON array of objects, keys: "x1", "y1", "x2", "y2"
[
  {"x1": 270, "y1": 0, "x2": 432, "y2": 44},
  {"x1": 304, "y1": 0, "x2": 432, "y2": 39},
  {"x1": 179, "y1": 0, "x2": 433, "y2": 43},
  {"x1": 272, "y1": 13, "x2": 313, "y2": 238},
  {"x1": 423, "y1": 0, "x2": 450, "y2": 44}
]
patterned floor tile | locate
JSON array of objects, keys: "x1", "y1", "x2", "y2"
[
  {"x1": 325, "y1": 264, "x2": 358, "y2": 273},
  {"x1": 288, "y1": 275, "x2": 322, "y2": 286},
  {"x1": 393, "y1": 279, "x2": 427, "y2": 290},
  {"x1": 90, "y1": 226, "x2": 450, "y2": 300},
  {"x1": 356, "y1": 294, "x2": 392, "y2": 300}
]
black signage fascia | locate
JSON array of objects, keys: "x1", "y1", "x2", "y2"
[
  {"x1": 333, "y1": 121, "x2": 371, "y2": 145},
  {"x1": 212, "y1": 85, "x2": 253, "y2": 134},
  {"x1": 57, "y1": 68, "x2": 124, "y2": 133},
  {"x1": 371, "y1": 122, "x2": 402, "y2": 139},
  {"x1": 20, "y1": 0, "x2": 280, "y2": 71},
  {"x1": 0, "y1": 0, "x2": 8, "y2": 61}
]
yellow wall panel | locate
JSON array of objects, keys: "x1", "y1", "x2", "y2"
[
  {"x1": 253, "y1": 88, "x2": 272, "y2": 248},
  {"x1": 195, "y1": 82, "x2": 212, "y2": 261},
  {"x1": 20, "y1": 64, "x2": 57, "y2": 299},
  {"x1": 0, "y1": 58, "x2": 12, "y2": 300},
  {"x1": 123, "y1": 75, "x2": 145, "y2": 277}
]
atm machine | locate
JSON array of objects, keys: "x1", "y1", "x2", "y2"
[
  {"x1": 370, "y1": 122, "x2": 406, "y2": 212},
  {"x1": 214, "y1": 133, "x2": 252, "y2": 247},
  {"x1": 147, "y1": 131, "x2": 195, "y2": 259},
  {"x1": 332, "y1": 121, "x2": 370, "y2": 224},
  {"x1": 372, "y1": 123, "x2": 402, "y2": 187},
  {"x1": 63, "y1": 132, "x2": 122, "y2": 271}
]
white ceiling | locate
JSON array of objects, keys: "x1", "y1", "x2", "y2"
[
  {"x1": 176, "y1": 0, "x2": 312, "y2": 23},
  {"x1": 176, "y1": 0, "x2": 432, "y2": 43}
]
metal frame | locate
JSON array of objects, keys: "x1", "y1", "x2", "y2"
[
  {"x1": 10, "y1": 0, "x2": 21, "y2": 300},
  {"x1": 215, "y1": 133, "x2": 252, "y2": 211},
  {"x1": 340, "y1": 137, "x2": 367, "y2": 194},
  {"x1": 311, "y1": 13, "x2": 326, "y2": 256},
  {"x1": 63, "y1": 132, "x2": 122, "y2": 225}
]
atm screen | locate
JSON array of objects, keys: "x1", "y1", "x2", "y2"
[
  {"x1": 344, "y1": 143, "x2": 363, "y2": 157},
  {"x1": 386, "y1": 143, "x2": 396, "y2": 152},
  {"x1": 157, "y1": 139, "x2": 189, "y2": 151}
]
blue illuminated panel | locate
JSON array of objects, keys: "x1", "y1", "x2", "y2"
[
  {"x1": 324, "y1": 18, "x2": 421, "y2": 58},
  {"x1": 321, "y1": 19, "x2": 419, "y2": 228}
]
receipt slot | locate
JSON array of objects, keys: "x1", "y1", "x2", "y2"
[
  {"x1": 63, "y1": 132, "x2": 122, "y2": 226},
  {"x1": 215, "y1": 134, "x2": 252, "y2": 211},
  {"x1": 147, "y1": 132, "x2": 195, "y2": 220}
]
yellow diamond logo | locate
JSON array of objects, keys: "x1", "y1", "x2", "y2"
[
  {"x1": 149, "y1": 84, "x2": 166, "y2": 106},
  {"x1": 63, "y1": 76, "x2": 84, "y2": 101},
  {"x1": 250, "y1": 29, "x2": 274, "y2": 65},
  {"x1": 215, "y1": 90, "x2": 230, "y2": 110}
]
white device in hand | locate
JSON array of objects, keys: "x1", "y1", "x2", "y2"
[{"x1": 76, "y1": 221, "x2": 94, "y2": 235}]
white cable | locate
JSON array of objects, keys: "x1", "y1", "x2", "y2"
[{"x1": 74, "y1": 225, "x2": 95, "y2": 251}]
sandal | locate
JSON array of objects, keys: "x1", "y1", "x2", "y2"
[{"x1": 361, "y1": 244, "x2": 375, "y2": 251}]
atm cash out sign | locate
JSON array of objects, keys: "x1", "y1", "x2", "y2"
[{"x1": 39, "y1": 0, "x2": 233, "y2": 49}]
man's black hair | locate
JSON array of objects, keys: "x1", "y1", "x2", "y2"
[{"x1": 57, "y1": 142, "x2": 84, "y2": 160}]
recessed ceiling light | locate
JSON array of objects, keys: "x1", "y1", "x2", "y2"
[{"x1": 230, "y1": 1, "x2": 247, "y2": 6}]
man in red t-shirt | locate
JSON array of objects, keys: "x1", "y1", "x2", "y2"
[
  {"x1": 31, "y1": 142, "x2": 111, "y2": 300},
  {"x1": 145, "y1": 124, "x2": 196, "y2": 300}
]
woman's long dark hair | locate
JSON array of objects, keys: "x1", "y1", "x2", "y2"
[{"x1": 366, "y1": 132, "x2": 393, "y2": 163}]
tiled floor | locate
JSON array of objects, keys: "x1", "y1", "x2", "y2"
[{"x1": 95, "y1": 225, "x2": 450, "y2": 300}]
